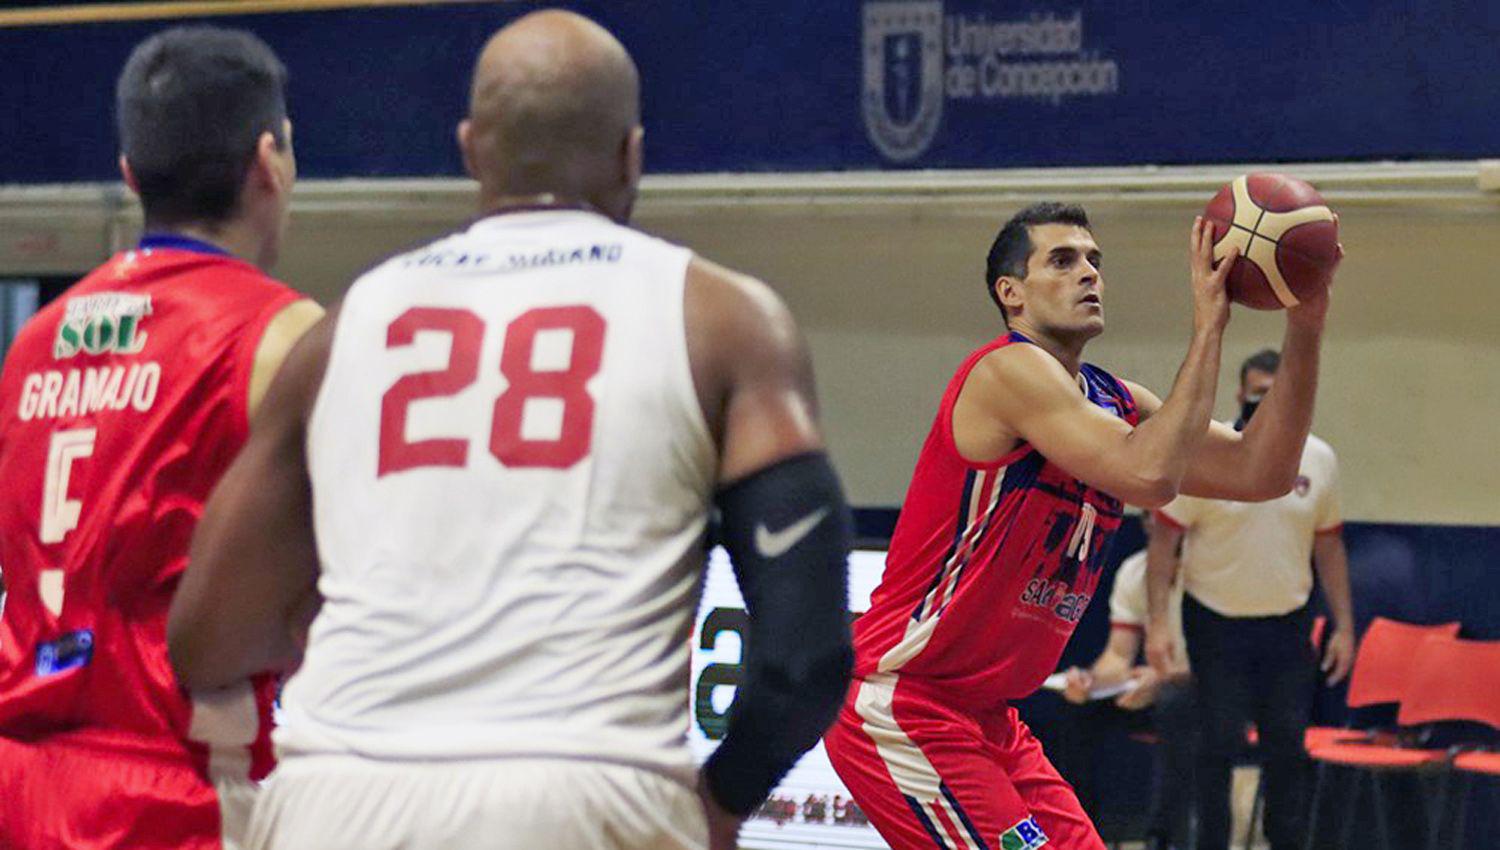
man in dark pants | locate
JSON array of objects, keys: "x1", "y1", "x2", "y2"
[
  {"x1": 1057, "y1": 540, "x2": 1195, "y2": 849},
  {"x1": 1144, "y1": 349, "x2": 1356, "y2": 850}
]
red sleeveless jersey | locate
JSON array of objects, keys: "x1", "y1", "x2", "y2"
[
  {"x1": 0, "y1": 238, "x2": 299, "y2": 779},
  {"x1": 853, "y1": 331, "x2": 1139, "y2": 707}
]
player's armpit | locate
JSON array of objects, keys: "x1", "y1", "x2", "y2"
[
  {"x1": 684, "y1": 257, "x2": 822, "y2": 484},
  {"x1": 958, "y1": 345, "x2": 1175, "y2": 506},
  {"x1": 168, "y1": 306, "x2": 338, "y2": 692},
  {"x1": 248, "y1": 298, "x2": 325, "y2": 417}
]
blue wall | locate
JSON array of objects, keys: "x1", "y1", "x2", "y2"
[
  {"x1": 4, "y1": 1, "x2": 1500, "y2": 183},
  {"x1": 856, "y1": 509, "x2": 1500, "y2": 651}
]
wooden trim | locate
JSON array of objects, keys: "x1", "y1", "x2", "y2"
[{"x1": 0, "y1": 0, "x2": 479, "y2": 28}]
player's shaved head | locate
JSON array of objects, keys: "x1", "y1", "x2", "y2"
[{"x1": 460, "y1": 10, "x2": 643, "y2": 222}]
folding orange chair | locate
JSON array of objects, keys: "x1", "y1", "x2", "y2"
[
  {"x1": 1404, "y1": 637, "x2": 1500, "y2": 850},
  {"x1": 1301, "y1": 619, "x2": 1463, "y2": 850},
  {"x1": 1305, "y1": 633, "x2": 1499, "y2": 850},
  {"x1": 1306, "y1": 618, "x2": 1462, "y2": 749}
]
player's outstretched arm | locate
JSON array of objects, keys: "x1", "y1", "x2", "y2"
[
  {"x1": 685, "y1": 258, "x2": 854, "y2": 839},
  {"x1": 958, "y1": 218, "x2": 1234, "y2": 508},
  {"x1": 167, "y1": 307, "x2": 336, "y2": 692},
  {"x1": 1130, "y1": 288, "x2": 1329, "y2": 501}
]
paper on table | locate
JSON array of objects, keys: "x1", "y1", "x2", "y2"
[{"x1": 1041, "y1": 672, "x2": 1141, "y2": 701}]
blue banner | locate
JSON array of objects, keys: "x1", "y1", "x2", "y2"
[{"x1": 2, "y1": 1, "x2": 1498, "y2": 182}]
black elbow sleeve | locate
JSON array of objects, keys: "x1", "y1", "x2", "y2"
[{"x1": 704, "y1": 451, "x2": 854, "y2": 817}]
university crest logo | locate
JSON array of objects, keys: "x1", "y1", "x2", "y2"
[{"x1": 862, "y1": 1, "x2": 944, "y2": 162}]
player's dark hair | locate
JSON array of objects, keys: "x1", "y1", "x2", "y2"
[
  {"x1": 984, "y1": 202, "x2": 1092, "y2": 322},
  {"x1": 1240, "y1": 348, "x2": 1281, "y2": 384},
  {"x1": 116, "y1": 26, "x2": 288, "y2": 228}
]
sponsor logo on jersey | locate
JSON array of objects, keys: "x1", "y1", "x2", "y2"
[
  {"x1": 1019, "y1": 577, "x2": 1090, "y2": 624},
  {"x1": 861, "y1": 2, "x2": 1122, "y2": 163},
  {"x1": 35, "y1": 629, "x2": 93, "y2": 677},
  {"x1": 999, "y1": 814, "x2": 1048, "y2": 850},
  {"x1": 53, "y1": 292, "x2": 152, "y2": 359}
]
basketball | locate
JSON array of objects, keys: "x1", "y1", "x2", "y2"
[{"x1": 1204, "y1": 173, "x2": 1340, "y2": 310}]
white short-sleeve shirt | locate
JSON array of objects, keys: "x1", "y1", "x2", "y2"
[
  {"x1": 1157, "y1": 433, "x2": 1342, "y2": 617},
  {"x1": 1109, "y1": 549, "x2": 1188, "y2": 671}
]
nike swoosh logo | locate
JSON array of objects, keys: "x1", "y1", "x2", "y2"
[{"x1": 754, "y1": 507, "x2": 831, "y2": 559}]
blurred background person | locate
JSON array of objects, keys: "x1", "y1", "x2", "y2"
[
  {"x1": 1146, "y1": 348, "x2": 1354, "y2": 850},
  {"x1": 1056, "y1": 517, "x2": 1194, "y2": 850}
]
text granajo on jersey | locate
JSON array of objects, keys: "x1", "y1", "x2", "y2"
[{"x1": 16, "y1": 363, "x2": 161, "y2": 421}]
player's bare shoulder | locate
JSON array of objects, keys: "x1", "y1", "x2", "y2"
[
  {"x1": 683, "y1": 257, "x2": 813, "y2": 430},
  {"x1": 969, "y1": 340, "x2": 1069, "y2": 394},
  {"x1": 684, "y1": 257, "x2": 801, "y2": 357},
  {"x1": 952, "y1": 341, "x2": 1073, "y2": 462}
]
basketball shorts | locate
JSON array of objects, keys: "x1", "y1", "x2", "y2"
[
  {"x1": 823, "y1": 673, "x2": 1106, "y2": 850},
  {"x1": 0, "y1": 734, "x2": 252, "y2": 850},
  {"x1": 249, "y1": 754, "x2": 709, "y2": 850}
]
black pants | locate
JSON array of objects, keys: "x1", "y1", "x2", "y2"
[
  {"x1": 1053, "y1": 681, "x2": 1196, "y2": 847},
  {"x1": 1182, "y1": 595, "x2": 1314, "y2": 850}
]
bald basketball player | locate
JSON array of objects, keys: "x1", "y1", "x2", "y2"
[
  {"x1": 168, "y1": 11, "x2": 852, "y2": 850},
  {"x1": 0, "y1": 27, "x2": 321, "y2": 850}
]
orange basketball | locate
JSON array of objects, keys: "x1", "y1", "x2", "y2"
[{"x1": 1204, "y1": 173, "x2": 1340, "y2": 310}]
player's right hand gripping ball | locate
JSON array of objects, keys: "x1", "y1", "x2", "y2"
[{"x1": 1204, "y1": 173, "x2": 1340, "y2": 310}]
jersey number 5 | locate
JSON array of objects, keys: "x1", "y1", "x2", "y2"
[
  {"x1": 378, "y1": 306, "x2": 605, "y2": 476},
  {"x1": 42, "y1": 427, "x2": 96, "y2": 544},
  {"x1": 34, "y1": 427, "x2": 96, "y2": 617}
]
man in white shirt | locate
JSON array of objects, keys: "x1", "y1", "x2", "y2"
[
  {"x1": 1059, "y1": 526, "x2": 1193, "y2": 849},
  {"x1": 1144, "y1": 349, "x2": 1355, "y2": 850}
]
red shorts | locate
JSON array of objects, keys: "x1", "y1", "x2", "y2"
[
  {"x1": 0, "y1": 735, "x2": 229, "y2": 850},
  {"x1": 824, "y1": 674, "x2": 1105, "y2": 850}
]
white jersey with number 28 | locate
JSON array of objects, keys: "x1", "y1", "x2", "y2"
[{"x1": 279, "y1": 210, "x2": 716, "y2": 782}]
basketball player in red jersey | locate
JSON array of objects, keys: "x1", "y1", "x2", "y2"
[
  {"x1": 0, "y1": 28, "x2": 321, "y2": 849},
  {"x1": 823, "y1": 202, "x2": 1333, "y2": 850}
]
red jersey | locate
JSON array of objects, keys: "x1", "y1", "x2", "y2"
[
  {"x1": 852, "y1": 331, "x2": 1139, "y2": 707},
  {"x1": 0, "y1": 236, "x2": 298, "y2": 778}
]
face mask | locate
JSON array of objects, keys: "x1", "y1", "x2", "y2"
[{"x1": 1236, "y1": 394, "x2": 1264, "y2": 431}]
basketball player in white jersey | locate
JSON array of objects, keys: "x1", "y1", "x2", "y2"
[{"x1": 166, "y1": 11, "x2": 853, "y2": 850}]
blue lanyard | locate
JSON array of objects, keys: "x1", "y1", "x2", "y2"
[{"x1": 136, "y1": 233, "x2": 232, "y2": 257}]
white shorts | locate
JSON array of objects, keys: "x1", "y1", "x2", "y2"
[
  {"x1": 217, "y1": 775, "x2": 259, "y2": 850},
  {"x1": 247, "y1": 755, "x2": 709, "y2": 850}
]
